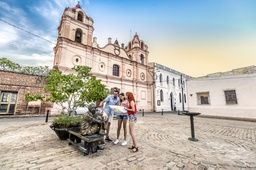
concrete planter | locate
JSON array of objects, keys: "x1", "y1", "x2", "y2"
[{"x1": 50, "y1": 125, "x2": 80, "y2": 140}]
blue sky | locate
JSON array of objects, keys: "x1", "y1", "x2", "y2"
[{"x1": 0, "y1": 0, "x2": 256, "y2": 77}]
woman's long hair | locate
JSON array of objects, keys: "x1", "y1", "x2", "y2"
[
  {"x1": 126, "y1": 92, "x2": 135, "y2": 103},
  {"x1": 119, "y1": 93, "x2": 126, "y2": 102}
]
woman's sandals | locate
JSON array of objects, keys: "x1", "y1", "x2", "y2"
[
  {"x1": 128, "y1": 146, "x2": 139, "y2": 153},
  {"x1": 128, "y1": 145, "x2": 135, "y2": 149}
]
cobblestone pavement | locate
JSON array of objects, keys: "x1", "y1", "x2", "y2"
[{"x1": 0, "y1": 113, "x2": 256, "y2": 170}]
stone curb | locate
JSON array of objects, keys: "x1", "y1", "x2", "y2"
[{"x1": 1, "y1": 111, "x2": 256, "y2": 122}]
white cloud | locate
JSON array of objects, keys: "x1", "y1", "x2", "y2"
[
  {"x1": 0, "y1": 51, "x2": 54, "y2": 68},
  {"x1": 0, "y1": 1, "x2": 59, "y2": 67},
  {"x1": 17, "y1": 53, "x2": 54, "y2": 67},
  {"x1": 0, "y1": 2, "x2": 11, "y2": 11},
  {"x1": 33, "y1": 0, "x2": 78, "y2": 25},
  {"x1": 0, "y1": 0, "x2": 89, "y2": 68},
  {"x1": 0, "y1": 2, "x2": 30, "y2": 29},
  {"x1": 0, "y1": 23, "x2": 18, "y2": 43}
]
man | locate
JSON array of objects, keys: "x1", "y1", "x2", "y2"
[
  {"x1": 99, "y1": 89, "x2": 120, "y2": 142},
  {"x1": 80, "y1": 103, "x2": 107, "y2": 154},
  {"x1": 80, "y1": 103, "x2": 106, "y2": 136}
]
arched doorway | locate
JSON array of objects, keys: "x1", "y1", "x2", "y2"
[{"x1": 170, "y1": 92, "x2": 173, "y2": 110}]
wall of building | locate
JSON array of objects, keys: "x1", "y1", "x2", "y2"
[
  {"x1": 150, "y1": 62, "x2": 190, "y2": 112},
  {"x1": 187, "y1": 73, "x2": 256, "y2": 119},
  {"x1": 54, "y1": 5, "x2": 152, "y2": 112},
  {"x1": 0, "y1": 70, "x2": 48, "y2": 115}
]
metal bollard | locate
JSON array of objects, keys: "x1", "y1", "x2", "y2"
[
  {"x1": 161, "y1": 109, "x2": 163, "y2": 116},
  {"x1": 183, "y1": 112, "x2": 201, "y2": 141},
  {"x1": 45, "y1": 110, "x2": 49, "y2": 123}
]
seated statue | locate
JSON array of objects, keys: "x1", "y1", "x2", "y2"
[{"x1": 80, "y1": 103, "x2": 107, "y2": 136}]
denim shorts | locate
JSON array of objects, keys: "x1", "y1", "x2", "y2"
[
  {"x1": 117, "y1": 114, "x2": 128, "y2": 120},
  {"x1": 128, "y1": 114, "x2": 137, "y2": 123}
]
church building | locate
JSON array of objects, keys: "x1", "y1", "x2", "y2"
[{"x1": 53, "y1": 4, "x2": 153, "y2": 111}]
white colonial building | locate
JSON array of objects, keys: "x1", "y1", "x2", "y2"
[
  {"x1": 187, "y1": 66, "x2": 256, "y2": 119},
  {"x1": 53, "y1": 4, "x2": 152, "y2": 111},
  {"x1": 148, "y1": 62, "x2": 191, "y2": 112}
]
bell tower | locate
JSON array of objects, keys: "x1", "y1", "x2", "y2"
[
  {"x1": 53, "y1": 3, "x2": 94, "y2": 71},
  {"x1": 126, "y1": 33, "x2": 149, "y2": 65}
]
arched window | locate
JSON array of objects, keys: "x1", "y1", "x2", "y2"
[
  {"x1": 160, "y1": 90, "x2": 163, "y2": 102},
  {"x1": 75, "y1": 29, "x2": 82, "y2": 43},
  {"x1": 179, "y1": 93, "x2": 181, "y2": 103},
  {"x1": 113, "y1": 64, "x2": 119, "y2": 76},
  {"x1": 184, "y1": 94, "x2": 187, "y2": 103},
  {"x1": 140, "y1": 54, "x2": 144, "y2": 64},
  {"x1": 129, "y1": 42, "x2": 132, "y2": 49},
  {"x1": 160, "y1": 74, "x2": 162, "y2": 83},
  {"x1": 141, "y1": 41, "x2": 144, "y2": 50},
  {"x1": 173, "y1": 78, "x2": 175, "y2": 86},
  {"x1": 166, "y1": 76, "x2": 169, "y2": 85},
  {"x1": 77, "y1": 12, "x2": 83, "y2": 22},
  {"x1": 128, "y1": 55, "x2": 132, "y2": 60}
]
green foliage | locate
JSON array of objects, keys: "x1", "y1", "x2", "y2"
[
  {"x1": 24, "y1": 65, "x2": 109, "y2": 116},
  {"x1": 81, "y1": 76, "x2": 110, "y2": 102},
  {"x1": 44, "y1": 65, "x2": 109, "y2": 115},
  {"x1": 0, "y1": 57, "x2": 21, "y2": 71},
  {"x1": 0, "y1": 57, "x2": 49, "y2": 76},
  {"x1": 25, "y1": 93, "x2": 45, "y2": 102},
  {"x1": 52, "y1": 114, "x2": 82, "y2": 128}
]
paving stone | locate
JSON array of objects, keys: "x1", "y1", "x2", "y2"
[
  {"x1": 186, "y1": 162, "x2": 196, "y2": 169},
  {"x1": 182, "y1": 159, "x2": 190, "y2": 164},
  {"x1": 197, "y1": 164, "x2": 208, "y2": 170},
  {"x1": 0, "y1": 114, "x2": 256, "y2": 170},
  {"x1": 177, "y1": 162, "x2": 185, "y2": 168},
  {"x1": 207, "y1": 167, "x2": 216, "y2": 170},
  {"x1": 166, "y1": 161, "x2": 176, "y2": 168}
]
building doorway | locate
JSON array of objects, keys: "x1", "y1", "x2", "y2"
[
  {"x1": 170, "y1": 92, "x2": 173, "y2": 110},
  {"x1": 0, "y1": 91, "x2": 18, "y2": 114}
]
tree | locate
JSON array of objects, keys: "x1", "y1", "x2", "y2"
[
  {"x1": 0, "y1": 57, "x2": 50, "y2": 76},
  {"x1": 44, "y1": 66, "x2": 109, "y2": 115},
  {"x1": 0, "y1": 57, "x2": 21, "y2": 71}
]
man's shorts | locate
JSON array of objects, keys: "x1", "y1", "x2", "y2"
[
  {"x1": 108, "y1": 113, "x2": 113, "y2": 123},
  {"x1": 104, "y1": 110, "x2": 113, "y2": 123}
]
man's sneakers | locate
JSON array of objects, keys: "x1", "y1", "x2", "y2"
[
  {"x1": 113, "y1": 139, "x2": 119, "y2": 145},
  {"x1": 121, "y1": 141, "x2": 127, "y2": 146},
  {"x1": 105, "y1": 136, "x2": 113, "y2": 142}
]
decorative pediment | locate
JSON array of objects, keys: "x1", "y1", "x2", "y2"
[{"x1": 99, "y1": 44, "x2": 128, "y2": 58}]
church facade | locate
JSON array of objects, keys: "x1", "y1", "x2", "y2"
[{"x1": 53, "y1": 4, "x2": 153, "y2": 111}]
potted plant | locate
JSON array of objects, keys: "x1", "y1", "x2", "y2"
[{"x1": 50, "y1": 114, "x2": 82, "y2": 140}]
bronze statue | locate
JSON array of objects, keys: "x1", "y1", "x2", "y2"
[{"x1": 80, "y1": 103, "x2": 107, "y2": 136}]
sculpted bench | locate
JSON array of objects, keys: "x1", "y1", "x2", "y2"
[{"x1": 67, "y1": 129, "x2": 105, "y2": 156}]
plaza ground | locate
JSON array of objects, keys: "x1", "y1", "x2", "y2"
[{"x1": 0, "y1": 113, "x2": 256, "y2": 170}]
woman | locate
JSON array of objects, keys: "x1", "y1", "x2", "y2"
[
  {"x1": 113, "y1": 93, "x2": 129, "y2": 146},
  {"x1": 124, "y1": 92, "x2": 138, "y2": 153}
]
